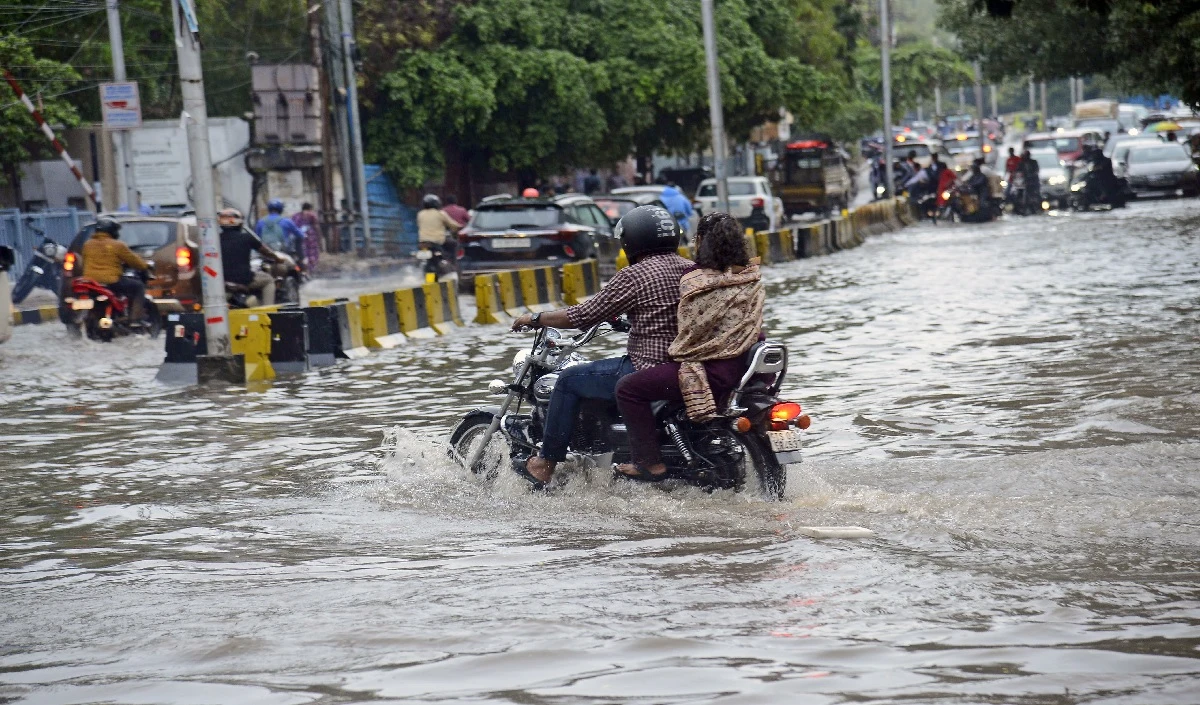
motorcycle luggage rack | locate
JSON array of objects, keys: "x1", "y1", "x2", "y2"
[{"x1": 726, "y1": 342, "x2": 787, "y2": 415}]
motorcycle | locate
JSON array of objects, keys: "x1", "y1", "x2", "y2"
[
  {"x1": 10, "y1": 230, "x2": 66, "y2": 304},
  {"x1": 225, "y1": 252, "x2": 302, "y2": 309},
  {"x1": 448, "y1": 319, "x2": 810, "y2": 499},
  {"x1": 417, "y1": 237, "x2": 458, "y2": 284},
  {"x1": 1068, "y1": 163, "x2": 1128, "y2": 211},
  {"x1": 1005, "y1": 173, "x2": 1042, "y2": 216},
  {"x1": 65, "y1": 267, "x2": 160, "y2": 342}
]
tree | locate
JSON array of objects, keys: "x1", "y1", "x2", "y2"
[
  {"x1": 0, "y1": 35, "x2": 81, "y2": 199},
  {"x1": 854, "y1": 40, "x2": 975, "y2": 117},
  {"x1": 938, "y1": 0, "x2": 1200, "y2": 108},
  {"x1": 364, "y1": 0, "x2": 850, "y2": 188}
]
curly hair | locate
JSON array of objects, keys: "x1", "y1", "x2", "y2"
[{"x1": 693, "y1": 212, "x2": 748, "y2": 271}]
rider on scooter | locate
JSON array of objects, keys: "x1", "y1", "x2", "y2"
[
  {"x1": 509, "y1": 205, "x2": 689, "y2": 486},
  {"x1": 81, "y1": 218, "x2": 150, "y2": 322},
  {"x1": 416, "y1": 194, "x2": 462, "y2": 281},
  {"x1": 219, "y1": 208, "x2": 282, "y2": 306}
]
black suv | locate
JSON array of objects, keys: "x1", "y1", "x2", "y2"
[{"x1": 456, "y1": 195, "x2": 618, "y2": 283}]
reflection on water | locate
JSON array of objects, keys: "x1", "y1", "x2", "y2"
[{"x1": 1, "y1": 200, "x2": 1198, "y2": 704}]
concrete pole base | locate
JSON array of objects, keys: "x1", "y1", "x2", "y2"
[{"x1": 197, "y1": 354, "x2": 246, "y2": 386}]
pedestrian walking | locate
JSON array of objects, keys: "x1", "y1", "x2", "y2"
[{"x1": 291, "y1": 202, "x2": 321, "y2": 271}]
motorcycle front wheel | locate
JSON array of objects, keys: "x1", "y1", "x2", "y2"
[{"x1": 448, "y1": 411, "x2": 506, "y2": 480}]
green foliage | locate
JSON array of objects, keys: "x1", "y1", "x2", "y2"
[
  {"x1": 0, "y1": 34, "x2": 80, "y2": 182},
  {"x1": 938, "y1": 0, "x2": 1200, "y2": 108},
  {"x1": 365, "y1": 0, "x2": 851, "y2": 188},
  {"x1": 855, "y1": 40, "x2": 975, "y2": 116}
]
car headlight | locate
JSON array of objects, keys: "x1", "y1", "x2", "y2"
[
  {"x1": 1048, "y1": 175, "x2": 1066, "y2": 185},
  {"x1": 1070, "y1": 182, "x2": 1085, "y2": 192}
]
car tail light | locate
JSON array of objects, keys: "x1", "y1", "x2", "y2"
[
  {"x1": 63, "y1": 251, "x2": 76, "y2": 273},
  {"x1": 175, "y1": 246, "x2": 192, "y2": 272},
  {"x1": 751, "y1": 197, "x2": 765, "y2": 209},
  {"x1": 550, "y1": 226, "x2": 586, "y2": 242},
  {"x1": 456, "y1": 247, "x2": 465, "y2": 259},
  {"x1": 563, "y1": 245, "x2": 576, "y2": 258},
  {"x1": 769, "y1": 402, "x2": 803, "y2": 431}
]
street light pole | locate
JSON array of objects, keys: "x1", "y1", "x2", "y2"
[
  {"x1": 880, "y1": 0, "x2": 895, "y2": 198},
  {"x1": 701, "y1": 0, "x2": 729, "y2": 213},
  {"x1": 172, "y1": 0, "x2": 231, "y2": 360},
  {"x1": 338, "y1": 0, "x2": 372, "y2": 253},
  {"x1": 105, "y1": 0, "x2": 138, "y2": 212}
]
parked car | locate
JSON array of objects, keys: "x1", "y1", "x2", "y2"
[
  {"x1": 1120, "y1": 142, "x2": 1200, "y2": 198},
  {"x1": 610, "y1": 185, "x2": 699, "y2": 235},
  {"x1": 593, "y1": 193, "x2": 669, "y2": 223},
  {"x1": 0, "y1": 245, "x2": 13, "y2": 344},
  {"x1": 456, "y1": 196, "x2": 611, "y2": 287},
  {"x1": 1108, "y1": 138, "x2": 1162, "y2": 178},
  {"x1": 694, "y1": 176, "x2": 785, "y2": 230},
  {"x1": 61, "y1": 214, "x2": 201, "y2": 320},
  {"x1": 1021, "y1": 129, "x2": 1103, "y2": 163}
]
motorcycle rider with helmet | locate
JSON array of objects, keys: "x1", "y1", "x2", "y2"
[
  {"x1": 509, "y1": 204, "x2": 691, "y2": 487},
  {"x1": 81, "y1": 217, "x2": 151, "y2": 323},
  {"x1": 219, "y1": 208, "x2": 282, "y2": 306},
  {"x1": 255, "y1": 199, "x2": 306, "y2": 269},
  {"x1": 416, "y1": 193, "x2": 462, "y2": 281}
]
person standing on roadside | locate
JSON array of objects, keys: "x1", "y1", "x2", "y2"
[
  {"x1": 442, "y1": 194, "x2": 469, "y2": 226},
  {"x1": 291, "y1": 202, "x2": 321, "y2": 272},
  {"x1": 583, "y1": 169, "x2": 602, "y2": 195}
]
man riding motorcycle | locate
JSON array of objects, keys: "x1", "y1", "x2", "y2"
[
  {"x1": 81, "y1": 217, "x2": 151, "y2": 322},
  {"x1": 416, "y1": 194, "x2": 462, "y2": 281},
  {"x1": 219, "y1": 208, "x2": 282, "y2": 305},
  {"x1": 509, "y1": 204, "x2": 690, "y2": 486},
  {"x1": 256, "y1": 199, "x2": 306, "y2": 270}
]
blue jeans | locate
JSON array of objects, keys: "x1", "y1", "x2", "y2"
[{"x1": 541, "y1": 356, "x2": 635, "y2": 462}]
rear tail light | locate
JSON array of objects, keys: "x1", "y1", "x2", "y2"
[
  {"x1": 751, "y1": 197, "x2": 765, "y2": 209},
  {"x1": 456, "y1": 247, "x2": 465, "y2": 259},
  {"x1": 769, "y1": 402, "x2": 804, "y2": 431},
  {"x1": 563, "y1": 245, "x2": 576, "y2": 258},
  {"x1": 63, "y1": 251, "x2": 76, "y2": 273},
  {"x1": 176, "y1": 246, "x2": 192, "y2": 272},
  {"x1": 550, "y1": 226, "x2": 586, "y2": 242}
]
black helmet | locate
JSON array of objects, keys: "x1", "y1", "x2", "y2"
[
  {"x1": 617, "y1": 204, "x2": 679, "y2": 264},
  {"x1": 95, "y1": 217, "x2": 121, "y2": 237},
  {"x1": 422, "y1": 194, "x2": 441, "y2": 209}
]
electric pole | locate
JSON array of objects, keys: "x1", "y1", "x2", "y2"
[
  {"x1": 934, "y1": 85, "x2": 942, "y2": 119},
  {"x1": 172, "y1": 0, "x2": 232, "y2": 362},
  {"x1": 1040, "y1": 81, "x2": 1048, "y2": 124},
  {"x1": 990, "y1": 84, "x2": 998, "y2": 119},
  {"x1": 701, "y1": 0, "x2": 729, "y2": 213},
  {"x1": 105, "y1": 0, "x2": 138, "y2": 211},
  {"x1": 880, "y1": 0, "x2": 894, "y2": 198},
  {"x1": 322, "y1": 0, "x2": 353, "y2": 251},
  {"x1": 338, "y1": 0, "x2": 371, "y2": 253},
  {"x1": 1028, "y1": 77, "x2": 1036, "y2": 114}
]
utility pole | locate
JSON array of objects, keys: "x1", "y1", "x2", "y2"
[
  {"x1": 701, "y1": 0, "x2": 729, "y2": 213},
  {"x1": 880, "y1": 0, "x2": 894, "y2": 198},
  {"x1": 958, "y1": 86, "x2": 965, "y2": 111},
  {"x1": 973, "y1": 63, "x2": 984, "y2": 123},
  {"x1": 338, "y1": 0, "x2": 371, "y2": 253},
  {"x1": 989, "y1": 84, "x2": 998, "y2": 119},
  {"x1": 308, "y1": 2, "x2": 335, "y2": 253},
  {"x1": 1040, "y1": 81, "x2": 1048, "y2": 124},
  {"x1": 323, "y1": 0, "x2": 353, "y2": 252},
  {"x1": 172, "y1": 0, "x2": 233, "y2": 366},
  {"x1": 105, "y1": 0, "x2": 138, "y2": 211},
  {"x1": 1028, "y1": 77, "x2": 1036, "y2": 113},
  {"x1": 934, "y1": 85, "x2": 942, "y2": 119}
]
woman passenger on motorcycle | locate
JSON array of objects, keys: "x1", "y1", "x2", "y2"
[{"x1": 614, "y1": 212, "x2": 764, "y2": 481}]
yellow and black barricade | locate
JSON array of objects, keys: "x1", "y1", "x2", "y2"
[
  {"x1": 359, "y1": 291, "x2": 406, "y2": 348},
  {"x1": 11, "y1": 304, "x2": 58, "y2": 326},
  {"x1": 229, "y1": 307, "x2": 275, "y2": 382},
  {"x1": 474, "y1": 273, "x2": 513, "y2": 325},
  {"x1": 517, "y1": 266, "x2": 560, "y2": 313},
  {"x1": 562, "y1": 259, "x2": 600, "y2": 305},
  {"x1": 268, "y1": 309, "x2": 309, "y2": 374}
]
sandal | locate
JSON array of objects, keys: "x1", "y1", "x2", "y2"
[
  {"x1": 613, "y1": 462, "x2": 671, "y2": 483},
  {"x1": 511, "y1": 456, "x2": 549, "y2": 491}
]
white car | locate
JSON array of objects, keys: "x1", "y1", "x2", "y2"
[
  {"x1": 694, "y1": 176, "x2": 786, "y2": 230},
  {"x1": 0, "y1": 246, "x2": 13, "y2": 344}
]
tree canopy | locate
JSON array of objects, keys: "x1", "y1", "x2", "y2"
[
  {"x1": 0, "y1": 35, "x2": 80, "y2": 186},
  {"x1": 938, "y1": 0, "x2": 1200, "y2": 108},
  {"x1": 363, "y1": 0, "x2": 852, "y2": 188}
]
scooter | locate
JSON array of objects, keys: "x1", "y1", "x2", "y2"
[
  {"x1": 225, "y1": 252, "x2": 301, "y2": 309},
  {"x1": 10, "y1": 230, "x2": 65, "y2": 304},
  {"x1": 418, "y1": 237, "x2": 458, "y2": 284},
  {"x1": 449, "y1": 319, "x2": 810, "y2": 498},
  {"x1": 64, "y1": 267, "x2": 160, "y2": 342}
]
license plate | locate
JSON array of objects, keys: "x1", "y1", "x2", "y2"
[
  {"x1": 71, "y1": 299, "x2": 94, "y2": 310},
  {"x1": 768, "y1": 429, "x2": 802, "y2": 452},
  {"x1": 492, "y1": 237, "x2": 531, "y2": 249}
]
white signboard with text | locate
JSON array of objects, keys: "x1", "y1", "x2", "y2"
[{"x1": 100, "y1": 82, "x2": 142, "y2": 130}]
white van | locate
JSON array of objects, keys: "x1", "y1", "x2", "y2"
[{"x1": 0, "y1": 245, "x2": 13, "y2": 344}]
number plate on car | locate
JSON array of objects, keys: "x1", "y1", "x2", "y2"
[
  {"x1": 492, "y1": 238, "x2": 531, "y2": 249},
  {"x1": 71, "y1": 299, "x2": 94, "y2": 310},
  {"x1": 768, "y1": 429, "x2": 802, "y2": 452}
]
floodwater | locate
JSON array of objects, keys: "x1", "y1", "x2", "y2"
[{"x1": 2, "y1": 200, "x2": 1198, "y2": 704}]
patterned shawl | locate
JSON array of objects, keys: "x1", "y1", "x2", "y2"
[{"x1": 668, "y1": 261, "x2": 764, "y2": 420}]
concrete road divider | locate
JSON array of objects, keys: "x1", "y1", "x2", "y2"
[
  {"x1": 423, "y1": 280, "x2": 463, "y2": 334},
  {"x1": 304, "y1": 305, "x2": 338, "y2": 367},
  {"x1": 359, "y1": 291, "x2": 406, "y2": 349},
  {"x1": 757, "y1": 231, "x2": 796, "y2": 265},
  {"x1": 562, "y1": 259, "x2": 600, "y2": 305},
  {"x1": 518, "y1": 266, "x2": 560, "y2": 313},
  {"x1": 327, "y1": 299, "x2": 369, "y2": 358},
  {"x1": 156, "y1": 311, "x2": 207, "y2": 384},
  {"x1": 230, "y1": 307, "x2": 275, "y2": 382},
  {"x1": 474, "y1": 274, "x2": 513, "y2": 326},
  {"x1": 11, "y1": 304, "x2": 59, "y2": 326},
  {"x1": 268, "y1": 309, "x2": 309, "y2": 374}
]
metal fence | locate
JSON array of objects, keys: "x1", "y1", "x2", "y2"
[{"x1": 0, "y1": 208, "x2": 94, "y2": 275}]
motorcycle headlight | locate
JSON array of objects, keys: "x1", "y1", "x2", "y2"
[
  {"x1": 512, "y1": 349, "x2": 530, "y2": 377},
  {"x1": 941, "y1": 191, "x2": 951, "y2": 200},
  {"x1": 1070, "y1": 182, "x2": 1085, "y2": 192},
  {"x1": 1048, "y1": 175, "x2": 1066, "y2": 185}
]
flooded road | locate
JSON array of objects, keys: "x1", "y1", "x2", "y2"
[{"x1": 2, "y1": 200, "x2": 1198, "y2": 704}]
